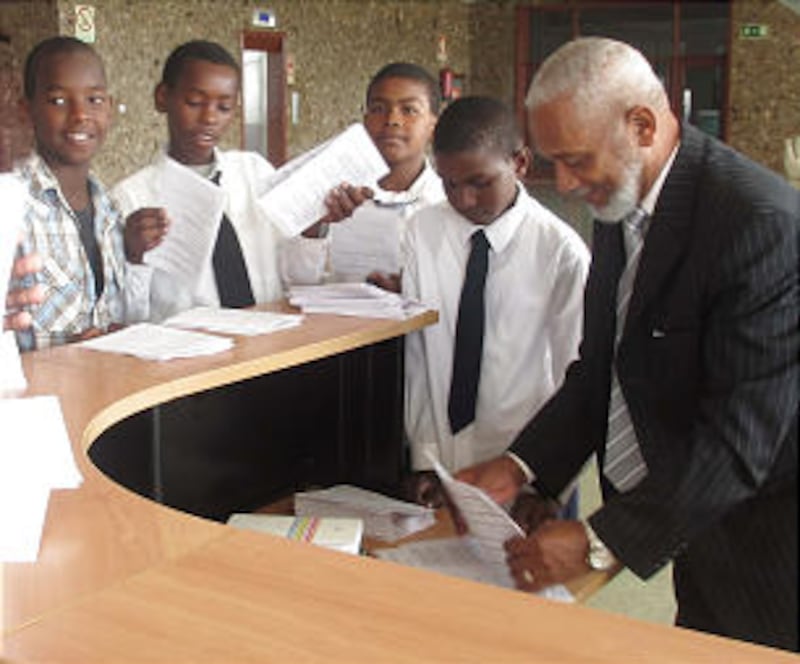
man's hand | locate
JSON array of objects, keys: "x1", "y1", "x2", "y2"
[
  {"x1": 124, "y1": 208, "x2": 169, "y2": 264},
  {"x1": 455, "y1": 455, "x2": 526, "y2": 506},
  {"x1": 505, "y1": 519, "x2": 590, "y2": 591},
  {"x1": 510, "y1": 491, "x2": 560, "y2": 535},
  {"x1": 4, "y1": 252, "x2": 44, "y2": 331},
  {"x1": 404, "y1": 470, "x2": 445, "y2": 508}
]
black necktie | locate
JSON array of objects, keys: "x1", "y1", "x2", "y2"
[
  {"x1": 448, "y1": 229, "x2": 490, "y2": 434},
  {"x1": 210, "y1": 172, "x2": 255, "y2": 308}
]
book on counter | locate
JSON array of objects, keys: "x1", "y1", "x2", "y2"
[{"x1": 227, "y1": 513, "x2": 363, "y2": 555}]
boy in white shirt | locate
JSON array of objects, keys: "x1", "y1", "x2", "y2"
[
  {"x1": 403, "y1": 97, "x2": 589, "y2": 513},
  {"x1": 113, "y1": 40, "x2": 284, "y2": 320},
  {"x1": 282, "y1": 62, "x2": 444, "y2": 290}
]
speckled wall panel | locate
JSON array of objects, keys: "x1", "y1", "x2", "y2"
[
  {"x1": 730, "y1": 0, "x2": 800, "y2": 175},
  {"x1": 48, "y1": 0, "x2": 472, "y2": 186}
]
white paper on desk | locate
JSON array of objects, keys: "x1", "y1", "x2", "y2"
[
  {"x1": 288, "y1": 282, "x2": 426, "y2": 320},
  {"x1": 257, "y1": 123, "x2": 389, "y2": 237},
  {"x1": 294, "y1": 485, "x2": 435, "y2": 542},
  {"x1": 375, "y1": 538, "x2": 573, "y2": 602},
  {"x1": 164, "y1": 306, "x2": 304, "y2": 337},
  {"x1": 0, "y1": 395, "x2": 82, "y2": 562},
  {"x1": 144, "y1": 158, "x2": 225, "y2": 291},
  {"x1": 79, "y1": 323, "x2": 233, "y2": 361},
  {"x1": 329, "y1": 202, "x2": 402, "y2": 281},
  {"x1": 0, "y1": 173, "x2": 27, "y2": 395}
]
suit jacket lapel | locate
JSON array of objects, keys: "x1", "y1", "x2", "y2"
[{"x1": 624, "y1": 125, "x2": 706, "y2": 331}]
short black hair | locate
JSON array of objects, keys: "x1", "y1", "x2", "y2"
[
  {"x1": 24, "y1": 36, "x2": 102, "y2": 100},
  {"x1": 366, "y1": 62, "x2": 441, "y2": 115},
  {"x1": 161, "y1": 40, "x2": 240, "y2": 88},
  {"x1": 433, "y1": 96, "x2": 521, "y2": 157}
]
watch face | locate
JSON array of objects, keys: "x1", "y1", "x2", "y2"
[{"x1": 589, "y1": 546, "x2": 615, "y2": 571}]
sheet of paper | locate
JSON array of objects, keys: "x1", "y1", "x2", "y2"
[
  {"x1": 329, "y1": 202, "x2": 402, "y2": 281},
  {"x1": 375, "y1": 538, "x2": 574, "y2": 602},
  {"x1": 164, "y1": 306, "x2": 304, "y2": 337},
  {"x1": 144, "y1": 158, "x2": 226, "y2": 291},
  {"x1": 287, "y1": 282, "x2": 427, "y2": 320},
  {"x1": 257, "y1": 123, "x2": 389, "y2": 237},
  {"x1": 0, "y1": 395, "x2": 82, "y2": 562},
  {"x1": 430, "y1": 457, "x2": 523, "y2": 569},
  {"x1": 79, "y1": 323, "x2": 233, "y2": 361},
  {"x1": 0, "y1": 172, "x2": 27, "y2": 395},
  {"x1": 294, "y1": 484, "x2": 436, "y2": 542}
]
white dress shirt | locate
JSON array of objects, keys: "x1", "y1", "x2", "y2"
[
  {"x1": 403, "y1": 184, "x2": 590, "y2": 472},
  {"x1": 280, "y1": 161, "x2": 444, "y2": 285},
  {"x1": 112, "y1": 149, "x2": 286, "y2": 320}
]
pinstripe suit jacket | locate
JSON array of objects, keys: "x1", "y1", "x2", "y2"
[{"x1": 510, "y1": 124, "x2": 798, "y2": 650}]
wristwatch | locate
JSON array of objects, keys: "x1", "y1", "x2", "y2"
[{"x1": 583, "y1": 521, "x2": 617, "y2": 571}]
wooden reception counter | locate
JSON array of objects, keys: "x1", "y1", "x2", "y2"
[{"x1": 2, "y1": 308, "x2": 795, "y2": 662}]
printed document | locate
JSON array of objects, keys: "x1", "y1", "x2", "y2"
[
  {"x1": 144, "y1": 158, "x2": 226, "y2": 292},
  {"x1": 288, "y1": 282, "x2": 428, "y2": 320},
  {"x1": 375, "y1": 458, "x2": 574, "y2": 601},
  {"x1": 0, "y1": 396, "x2": 82, "y2": 561},
  {"x1": 164, "y1": 306, "x2": 303, "y2": 336},
  {"x1": 257, "y1": 123, "x2": 389, "y2": 237},
  {"x1": 80, "y1": 322, "x2": 233, "y2": 361}
]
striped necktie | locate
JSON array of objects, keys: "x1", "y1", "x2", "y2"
[
  {"x1": 604, "y1": 207, "x2": 649, "y2": 492},
  {"x1": 448, "y1": 229, "x2": 490, "y2": 435}
]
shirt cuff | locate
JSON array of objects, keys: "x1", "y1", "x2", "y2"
[{"x1": 505, "y1": 451, "x2": 535, "y2": 484}]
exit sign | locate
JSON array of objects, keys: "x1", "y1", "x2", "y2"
[{"x1": 740, "y1": 24, "x2": 769, "y2": 38}]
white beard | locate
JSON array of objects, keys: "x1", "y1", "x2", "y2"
[{"x1": 591, "y1": 152, "x2": 643, "y2": 223}]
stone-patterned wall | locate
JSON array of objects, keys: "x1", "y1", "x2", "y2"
[
  {"x1": 729, "y1": 0, "x2": 800, "y2": 175},
  {"x1": 49, "y1": 0, "x2": 472, "y2": 185},
  {"x1": 3, "y1": 0, "x2": 798, "y2": 184}
]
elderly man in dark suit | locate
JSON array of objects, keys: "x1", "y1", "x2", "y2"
[{"x1": 457, "y1": 37, "x2": 798, "y2": 651}]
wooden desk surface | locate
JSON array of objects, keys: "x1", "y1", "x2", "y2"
[{"x1": 2, "y1": 308, "x2": 796, "y2": 662}]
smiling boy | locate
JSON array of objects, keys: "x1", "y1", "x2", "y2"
[{"x1": 11, "y1": 36, "x2": 146, "y2": 350}]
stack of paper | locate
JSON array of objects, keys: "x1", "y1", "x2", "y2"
[
  {"x1": 80, "y1": 323, "x2": 233, "y2": 361},
  {"x1": 227, "y1": 513, "x2": 363, "y2": 555},
  {"x1": 294, "y1": 485, "x2": 435, "y2": 543},
  {"x1": 0, "y1": 396, "x2": 82, "y2": 561},
  {"x1": 288, "y1": 282, "x2": 427, "y2": 320},
  {"x1": 164, "y1": 306, "x2": 304, "y2": 336},
  {"x1": 257, "y1": 123, "x2": 389, "y2": 237},
  {"x1": 374, "y1": 459, "x2": 574, "y2": 602}
]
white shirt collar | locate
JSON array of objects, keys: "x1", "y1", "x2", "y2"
[
  {"x1": 455, "y1": 181, "x2": 528, "y2": 254},
  {"x1": 640, "y1": 143, "x2": 679, "y2": 216}
]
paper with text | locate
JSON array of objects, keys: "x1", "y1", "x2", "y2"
[
  {"x1": 257, "y1": 123, "x2": 389, "y2": 237},
  {"x1": 79, "y1": 323, "x2": 233, "y2": 361},
  {"x1": 0, "y1": 395, "x2": 82, "y2": 561},
  {"x1": 329, "y1": 202, "x2": 402, "y2": 281},
  {"x1": 164, "y1": 306, "x2": 303, "y2": 337},
  {"x1": 144, "y1": 158, "x2": 226, "y2": 291}
]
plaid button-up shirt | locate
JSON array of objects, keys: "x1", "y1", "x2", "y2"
[{"x1": 13, "y1": 153, "x2": 126, "y2": 351}]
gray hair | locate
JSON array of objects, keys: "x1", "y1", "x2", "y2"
[{"x1": 525, "y1": 37, "x2": 669, "y2": 121}]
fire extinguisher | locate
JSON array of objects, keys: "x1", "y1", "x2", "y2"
[{"x1": 439, "y1": 67, "x2": 453, "y2": 101}]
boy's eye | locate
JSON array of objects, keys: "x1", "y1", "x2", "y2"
[
  {"x1": 88, "y1": 95, "x2": 106, "y2": 105},
  {"x1": 218, "y1": 103, "x2": 233, "y2": 113},
  {"x1": 402, "y1": 105, "x2": 421, "y2": 116},
  {"x1": 47, "y1": 96, "x2": 66, "y2": 106},
  {"x1": 366, "y1": 103, "x2": 387, "y2": 115}
]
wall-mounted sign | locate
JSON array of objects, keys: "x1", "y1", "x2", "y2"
[
  {"x1": 75, "y1": 5, "x2": 95, "y2": 43},
  {"x1": 740, "y1": 24, "x2": 769, "y2": 39}
]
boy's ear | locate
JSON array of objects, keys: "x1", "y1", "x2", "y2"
[
  {"x1": 513, "y1": 145, "x2": 531, "y2": 178},
  {"x1": 154, "y1": 82, "x2": 168, "y2": 113}
]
